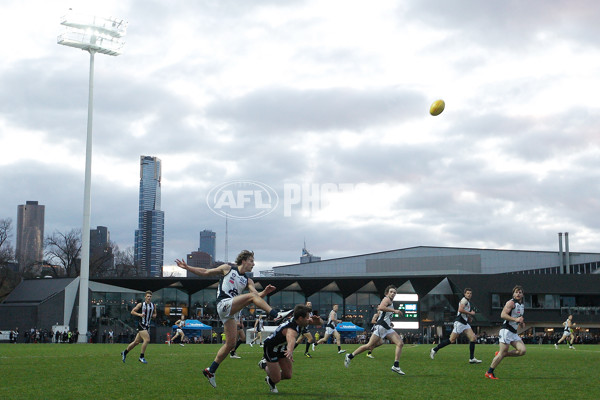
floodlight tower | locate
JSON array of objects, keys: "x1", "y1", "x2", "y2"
[{"x1": 58, "y1": 10, "x2": 127, "y2": 342}]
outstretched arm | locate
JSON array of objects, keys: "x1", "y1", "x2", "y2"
[{"x1": 175, "y1": 259, "x2": 229, "y2": 277}]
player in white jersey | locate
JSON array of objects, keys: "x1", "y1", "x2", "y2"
[
  {"x1": 170, "y1": 316, "x2": 186, "y2": 346},
  {"x1": 430, "y1": 288, "x2": 482, "y2": 363},
  {"x1": 251, "y1": 315, "x2": 265, "y2": 346},
  {"x1": 294, "y1": 301, "x2": 321, "y2": 357},
  {"x1": 121, "y1": 291, "x2": 156, "y2": 364},
  {"x1": 485, "y1": 285, "x2": 526, "y2": 380},
  {"x1": 314, "y1": 304, "x2": 346, "y2": 354},
  {"x1": 344, "y1": 285, "x2": 406, "y2": 375},
  {"x1": 555, "y1": 314, "x2": 576, "y2": 349},
  {"x1": 175, "y1": 250, "x2": 282, "y2": 388}
]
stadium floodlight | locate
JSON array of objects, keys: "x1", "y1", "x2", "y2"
[{"x1": 58, "y1": 9, "x2": 127, "y2": 343}]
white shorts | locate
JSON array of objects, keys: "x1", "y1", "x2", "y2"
[
  {"x1": 499, "y1": 328, "x2": 522, "y2": 344},
  {"x1": 452, "y1": 321, "x2": 472, "y2": 335},
  {"x1": 217, "y1": 298, "x2": 240, "y2": 323},
  {"x1": 176, "y1": 328, "x2": 183, "y2": 335},
  {"x1": 372, "y1": 325, "x2": 395, "y2": 339},
  {"x1": 562, "y1": 331, "x2": 571, "y2": 337},
  {"x1": 325, "y1": 327, "x2": 337, "y2": 335}
]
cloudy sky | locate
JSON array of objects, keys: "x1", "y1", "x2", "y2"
[{"x1": 2, "y1": 0, "x2": 600, "y2": 274}]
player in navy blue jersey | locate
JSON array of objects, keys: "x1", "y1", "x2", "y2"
[
  {"x1": 485, "y1": 285, "x2": 526, "y2": 380},
  {"x1": 430, "y1": 288, "x2": 481, "y2": 364},
  {"x1": 121, "y1": 291, "x2": 156, "y2": 364},
  {"x1": 344, "y1": 285, "x2": 406, "y2": 375},
  {"x1": 175, "y1": 250, "x2": 282, "y2": 388}
]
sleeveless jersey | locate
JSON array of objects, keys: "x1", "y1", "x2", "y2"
[
  {"x1": 375, "y1": 299, "x2": 393, "y2": 330},
  {"x1": 455, "y1": 297, "x2": 471, "y2": 324},
  {"x1": 502, "y1": 298, "x2": 524, "y2": 333},
  {"x1": 563, "y1": 318, "x2": 570, "y2": 333},
  {"x1": 216, "y1": 266, "x2": 248, "y2": 302},
  {"x1": 140, "y1": 302, "x2": 155, "y2": 330},
  {"x1": 264, "y1": 319, "x2": 302, "y2": 353},
  {"x1": 257, "y1": 318, "x2": 264, "y2": 331},
  {"x1": 326, "y1": 310, "x2": 337, "y2": 329}
]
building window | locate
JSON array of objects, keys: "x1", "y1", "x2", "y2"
[{"x1": 491, "y1": 294, "x2": 501, "y2": 308}]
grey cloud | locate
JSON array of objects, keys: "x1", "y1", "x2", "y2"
[
  {"x1": 404, "y1": 0, "x2": 600, "y2": 49},
  {"x1": 207, "y1": 87, "x2": 425, "y2": 134}
]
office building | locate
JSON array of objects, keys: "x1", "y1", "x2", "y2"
[
  {"x1": 16, "y1": 201, "x2": 45, "y2": 272},
  {"x1": 199, "y1": 229, "x2": 216, "y2": 260},
  {"x1": 134, "y1": 156, "x2": 164, "y2": 277},
  {"x1": 90, "y1": 226, "x2": 114, "y2": 277}
]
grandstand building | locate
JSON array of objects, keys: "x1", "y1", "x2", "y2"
[{"x1": 1, "y1": 242, "x2": 599, "y2": 343}]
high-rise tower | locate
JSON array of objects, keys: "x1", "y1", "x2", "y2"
[
  {"x1": 199, "y1": 229, "x2": 216, "y2": 260},
  {"x1": 134, "y1": 156, "x2": 164, "y2": 277},
  {"x1": 16, "y1": 201, "x2": 45, "y2": 272}
]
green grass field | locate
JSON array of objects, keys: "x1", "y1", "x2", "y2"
[{"x1": 1, "y1": 343, "x2": 598, "y2": 399}]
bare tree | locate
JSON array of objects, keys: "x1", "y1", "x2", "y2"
[
  {"x1": 0, "y1": 218, "x2": 14, "y2": 266},
  {"x1": 45, "y1": 229, "x2": 82, "y2": 277},
  {"x1": 90, "y1": 240, "x2": 116, "y2": 278},
  {"x1": 0, "y1": 218, "x2": 20, "y2": 302},
  {"x1": 114, "y1": 245, "x2": 138, "y2": 277}
]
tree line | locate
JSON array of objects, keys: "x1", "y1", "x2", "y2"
[{"x1": 0, "y1": 217, "x2": 138, "y2": 302}]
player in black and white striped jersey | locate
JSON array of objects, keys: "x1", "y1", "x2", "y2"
[
  {"x1": 259, "y1": 304, "x2": 312, "y2": 393},
  {"x1": 121, "y1": 290, "x2": 156, "y2": 364}
]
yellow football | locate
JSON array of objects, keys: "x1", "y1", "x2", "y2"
[{"x1": 429, "y1": 99, "x2": 445, "y2": 116}]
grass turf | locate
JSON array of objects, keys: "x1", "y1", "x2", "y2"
[{"x1": 1, "y1": 343, "x2": 598, "y2": 399}]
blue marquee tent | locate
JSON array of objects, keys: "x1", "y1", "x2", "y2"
[
  {"x1": 335, "y1": 322, "x2": 364, "y2": 338},
  {"x1": 181, "y1": 320, "x2": 212, "y2": 337}
]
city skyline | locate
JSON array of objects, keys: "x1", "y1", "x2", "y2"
[{"x1": 2, "y1": 1, "x2": 600, "y2": 272}]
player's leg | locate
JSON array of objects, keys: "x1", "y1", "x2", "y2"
[
  {"x1": 509, "y1": 340, "x2": 526, "y2": 357},
  {"x1": 387, "y1": 331, "x2": 405, "y2": 374},
  {"x1": 316, "y1": 333, "x2": 330, "y2": 345},
  {"x1": 345, "y1": 332, "x2": 382, "y2": 367},
  {"x1": 489, "y1": 342, "x2": 509, "y2": 368},
  {"x1": 122, "y1": 331, "x2": 142, "y2": 362},
  {"x1": 231, "y1": 327, "x2": 245, "y2": 357},
  {"x1": 140, "y1": 330, "x2": 150, "y2": 353},
  {"x1": 215, "y1": 319, "x2": 238, "y2": 364},
  {"x1": 334, "y1": 330, "x2": 345, "y2": 353},
  {"x1": 431, "y1": 331, "x2": 457, "y2": 359},
  {"x1": 304, "y1": 332, "x2": 314, "y2": 355},
  {"x1": 266, "y1": 361, "x2": 282, "y2": 383},
  {"x1": 229, "y1": 293, "x2": 279, "y2": 319},
  {"x1": 279, "y1": 358, "x2": 293, "y2": 381},
  {"x1": 126, "y1": 332, "x2": 142, "y2": 352},
  {"x1": 465, "y1": 329, "x2": 481, "y2": 363}
]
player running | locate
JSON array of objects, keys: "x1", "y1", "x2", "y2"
[
  {"x1": 344, "y1": 285, "x2": 406, "y2": 375},
  {"x1": 314, "y1": 304, "x2": 346, "y2": 354},
  {"x1": 485, "y1": 285, "x2": 526, "y2": 380},
  {"x1": 430, "y1": 288, "x2": 482, "y2": 364},
  {"x1": 170, "y1": 317, "x2": 186, "y2": 346},
  {"x1": 555, "y1": 314, "x2": 576, "y2": 349}
]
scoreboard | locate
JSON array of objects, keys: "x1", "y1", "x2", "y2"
[{"x1": 391, "y1": 293, "x2": 419, "y2": 330}]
